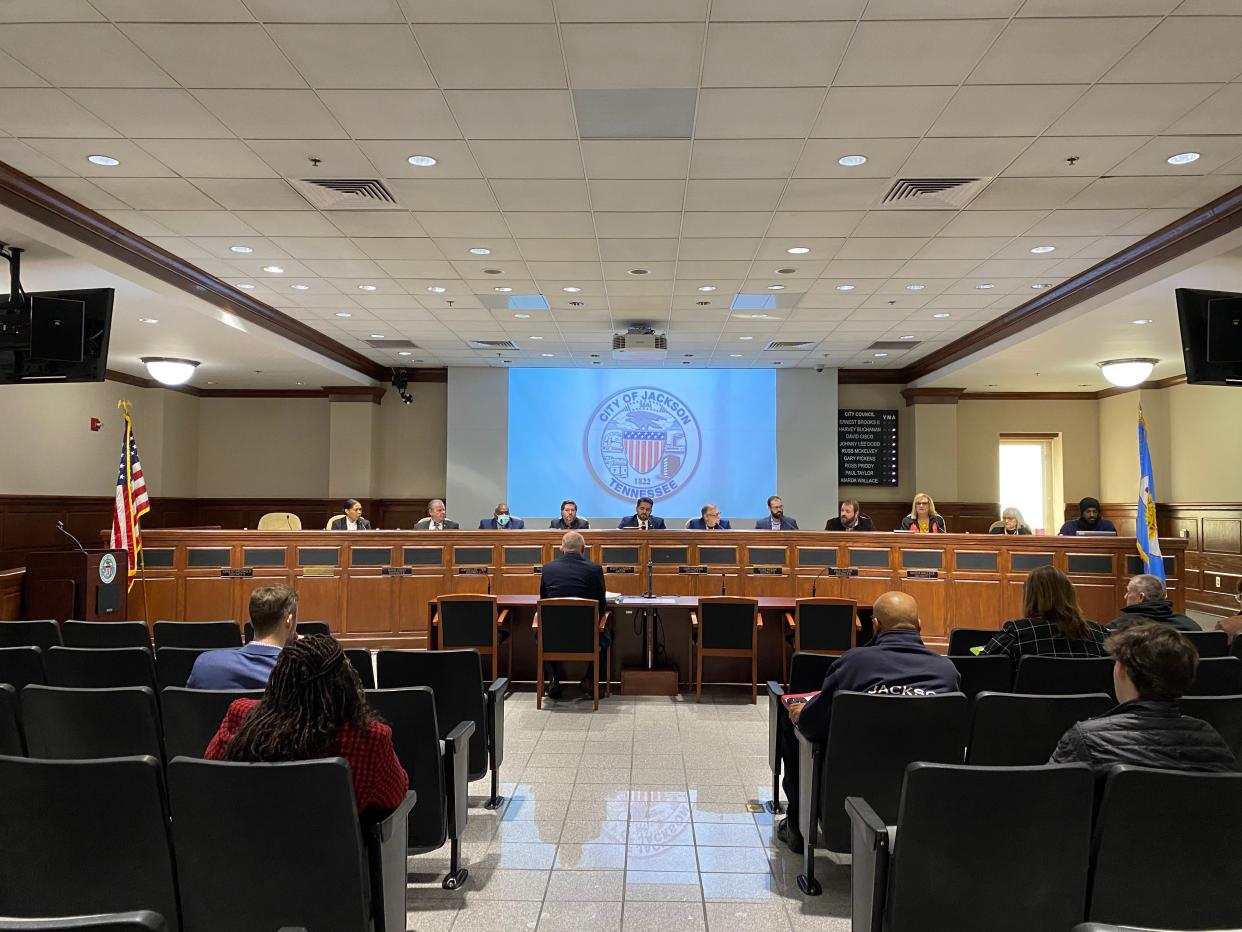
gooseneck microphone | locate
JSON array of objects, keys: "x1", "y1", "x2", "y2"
[
  {"x1": 721, "y1": 572, "x2": 727, "y2": 596},
  {"x1": 810, "y1": 562, "x2": 834, "y2": 597},
  {"x1": 56, "y1": 520, "x2": 87, "y2": 554},
  {"x1": 645, "y1": 560, "x2": 654, "y2": 599}
]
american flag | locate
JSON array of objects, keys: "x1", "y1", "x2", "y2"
[
  {"x1": 109, "y1": 412, "x2": 150, "y2": 589},
  {"x1": 623, "y1": 429, "x2": 666, "y2": 475}
]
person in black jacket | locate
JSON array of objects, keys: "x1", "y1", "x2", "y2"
[
  {"x1": 775, "y1": 590, "x2": 960, "y2": 853},
  {"x1": 538, "y1": 531, "x2": 610, "y2": 700},
  {"x1": 1106, "y1": 574, "x2": 1200, "y2": 632},
  {"x1": 1050, "y1": 621, "x2": 1235, "y2": 775},
  {"x1": 825, "y1": 500, "x2": 874, "y2": 532}
]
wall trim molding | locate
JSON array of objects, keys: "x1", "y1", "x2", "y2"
[
  {"x1": 901, "y1": 387, "x2": 965, "y2": 406},
  {"x1": 102, "y1": 369, "x2": 446, "y2": 398}
]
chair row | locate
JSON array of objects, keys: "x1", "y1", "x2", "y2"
[
  {"x1": 0, "y1": 913, "x2": 166, "y2": 931},
  {"x1": 849, "y1": 762, "x2": 1242, "y2": 931},
  {"x1": 951, "y1": 653, "x2": 1242, "y2": 699},
  {"x1": 948, "y1": 624, "x2": 1234, "y2": 658},
  {"x1": 0, "y1": 619, "x2": 331, "y2": 651}
]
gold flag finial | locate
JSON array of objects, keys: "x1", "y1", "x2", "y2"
[{"x1": 117, "y1": 398, "x2": 132, "y2": 418}]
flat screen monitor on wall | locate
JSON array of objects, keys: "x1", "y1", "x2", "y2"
[
  {"x1": 1176, "y1": 287, "x2": 1242, "y2": 387},
  {"x1": 0, "y1": 287, "x2": 114, "y2": 384}
]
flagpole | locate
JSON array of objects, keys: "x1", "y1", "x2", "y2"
[{"x1": 116, "y1": 398, "x2": 150, "y2": 627}]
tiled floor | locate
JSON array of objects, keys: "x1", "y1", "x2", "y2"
[{"x1": 405, "y1": 687, "x2": 850, "y2": 931}]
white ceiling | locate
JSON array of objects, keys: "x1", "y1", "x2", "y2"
[{"x1": 1, "y1": 0, "x2": 1241, "y2": 375}]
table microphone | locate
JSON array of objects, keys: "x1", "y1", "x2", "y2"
[
  {"x1": 645, "y1": 561, "x2": 654, "y2": 599},
  {"x1": 810, "y1": 563, "x2": 834, "y2": 597},
  {"x1": 56, "y1": 521, "x2": 87, "y2": 554},
  {"x1": 721, "y1": 572, "x2": 727, "y2": 596}
]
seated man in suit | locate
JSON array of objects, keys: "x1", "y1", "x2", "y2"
[
  {"x1": 550, "y1": 499, "x2": 590, "y2": 530},
  {"x1": 186, "y1": 584, "x2": 298, "y2": 690},
  {"x1": 539, "y1": 531, "x2": 610, "y2": 700},
  {"x1": 479, "y1": 503, "x2": 525, "y2": 530},
  {"x1": 1107, "y1": 574, "x2": 1199, "y2": 632},
  {"x1": 416, "y1": 499, "x2": 459, "y2": 530},
  {"x1": 755, "y1": 495, "x2": 799, "y2": 530},
  {"x1": 688, "y1": 503, "x2": 731, "y2": 530},
  {"x1": 825, "y1": 499, "x2": 874, "y2": 532},
  {"x1": 618, "y1": 496, "x2": 666, "y2": 530},
  {"x1": 327, "y1": 498, "x2": 372, "y2": 531}
]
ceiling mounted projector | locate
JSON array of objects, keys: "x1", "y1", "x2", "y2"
[{"x1": 612, "y1": 325, "x2": 667, "y2": 361}]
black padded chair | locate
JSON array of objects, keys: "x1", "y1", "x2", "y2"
[
  {"x1": 947, "y1": 627, "x2": 998, "y2": 656},
  {"x1": 168, "y1": 756, "x2": 415, "y2": 932},
  {"x1": 690, "y1": 596, "x2": 760, "y2": 704},
  {"x1": 848, "y1": 763, "x2": 1094, "y2": 932},
  {"x1": 765, "y1": 652, "x2": 836, "y2": 815},
  {"x1": 1014, "y1": 656, "x2": 1115, "y2": 697},
  {"x1": 0, "y1": 755, "x2": 179, "y2": 929},
  {"x1": 0, "y1": 683, "x2": 22, "y2": 756},
  {"x1": 21, "y1": 686, "x2": 163, "y2": 762},
  {"x1": 154, "y1": 647, "x2": 208, "y2": 689},
  {"x1": 1186, "y1": 656, "x2": 1242, "y2": 695},
  {"x1": 366, "y1": 687, "x2": 473, "y2": 889},
  {"x1": 243, "y1": 620, "x2": 330, "y2": 642},
  {"x1": 160, "y1": 687, "x2": 263, "y2": 759},
  {"x1": 0, "y1": 620, "x2": 60, "y2": 651},
  {"x1": 1182, "y1": 629, "x2": 1228, "y2": 657},
  {"x1": 1089, "y1": 766, "x2": 1242, "y2": 928},
  {"x1": 44, "y1": 646, "x2": 157, "y2": 691},
  {"x1": 783, "y1": 598, "x2": 855, "y2": 675},
  {"x1": 0, "y1": 645, "x2": 46, "y2": 694},
  {"x1": 535, "y1": 597, "x2": 611, "y2": 710},
  {"x1": 1180, "y1": 694, "x2": 1242, "y2": 759},
  {"x1": 376, "y1": 649, "x2": 506, "y2": 809},
  {"x1": 346, "y1": 647, "x2": 375, "y2": 689},
  {"x1": 152, "y1": 620, "x2": 240, "y2": 650},
  {"x1": 950, "y1": 654, "x2": 1014, "y2": 700},
  {"x1": 967, "y1": 692, "x2": 1113, "y2": 765},
  {"x1": 0, "y1": 914, "x2": 167, "y2": 931},
  {"x1": 61, "y1": 621, "x2": 149, "y2": 649},
  {"x1": 435, "y1": 594, "x2": 508, "y2": 682},
  {"x1": 795, "y1": 690, "x2": 969, "y2": 896}
]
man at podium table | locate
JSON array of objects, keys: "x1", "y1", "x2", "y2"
[{"x1": 539, "y1": 531, "x2": 610, "y2": 700}]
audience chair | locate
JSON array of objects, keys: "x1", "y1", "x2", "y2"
[
  {"x1": 847, "y1": 762, "x2": 1094, "y2": 932},
  {"x1": 765, "y1": 652, "x2": 836, "y2": 815},
  {"x1": 782, "y1": 597, "x2": 855, "y2": 683},
  {"x1": 243, "y1": 620, "x2": 330, "y2": 642},
  {"x1": 346, "y1": 647, "x2": 375, "y2": 689},
  {"x1": 61, "y1": 621, "x2": 149, "y2": 649},
  {"x1": 1186, "y1": 656, "x2": 1242, "y2": 695},
  {"x1": 1181, "y1": 629, "x2": 1227, "y2": 657},
  {"x1": 154, "y1": 647, "x2": 208, "y2": 689},
  {"x1": 967, "y1": 692, "x2": 1113, "y2": 766},
  {"x1": 0, "y1": 620, "x2": 60, "y2": 651},
  {"x1": 0, "y1": 755, "x2": 179, "y2": 928},
  {"x1": 160, "y1": 687, "x2": 264, "y2": 759},
  {"x1": 795, "y1": 690, "x2": 969, "y2": 896},
  {"x1": 947, "y1": 627, "x2": 998, "y2": 656},
  {"x1": 0, "y1": 645, "x2": 46, "y2": 694},
  {"x1": 690, "y1": 596, "x2": 760, "y2": 704},
  {"x1": 367, "y1": 687, "x2": 474, "y2": 889},
  {"x1": 1180, "y1": 694, "x2": 1242, "y2": 759},
  {"x1": 44, "y1": 646, "x2": 157, "y2": 691},
  {"x1": 535, "y1": 597, "x2": 611, "y2": 710},
  {"x1": 168, "y1": 756, "x2": 414, "y2": 932},
  {"x1": 1013, "y1": 656, "x2": 1115, "y2": 697},
  {"x1": 950, "y1": 654, "x2": 1014, "y2": 700},
  {"x1": 0, "y1": 683, "x2": 22, "y2": 755},
  {"x1": 256, "y1": 511, "x2": 301, "y2": 530},
  {"x1": 1231, "y1": 635, "x2": 1242, "y2": 662},
  {"x1": 0, "y1": 913, "x2": 167, "y2": 931},
  {"x1": 1089, "y1": 766, "x2": 1242, "y2": 929},
  {"x1": 21, "y1": 685, "x2": 162, "y2": 762},
  {"x1": 434, "y1": 594, "x2": 509, "y2": 682},
  {"x1": 376, "y1": 649, "x2": 507, "y2": 809},
  {"x1": 153, "y1": 620, "x2": 240, "y2": 650}
]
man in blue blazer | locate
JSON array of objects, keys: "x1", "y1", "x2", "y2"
[
  {"x1": 186, "y1": 585, "x2": 297, "y2": 689},
  {"x1": 688, "y1": 503, "x2": 731, "y2": 530},
  {"x1": 617, "y1": 496, "x2": 666, "y2": 530},
  {"x1": 755, "y1": 495, "x2": 799, "y2": 530},
  {"x1": 539, "y1": 531, "x2": 611, "y2": 699},
  {"x1": 479, "y1": 503, "x2": 525, "y2": 529}
]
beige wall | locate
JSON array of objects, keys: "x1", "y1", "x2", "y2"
[
  {"x1": 1164, "y1": 383, "x2": 1242, "y2": 501},
  {"x1": 195, "y1": 397, "x2": 331, "y2": 498},
  {"x1": 158, "y1": 388, "x2": 200, "y2": 497},
  {"x1": 328, "y1": 400, "x2": 377, "y2": 499},
  {"x1": 375, "y1": 382, "x2": 448, "y2": 499}
]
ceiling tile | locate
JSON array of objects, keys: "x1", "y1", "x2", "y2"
[
  {"x1": 864, "y1": 0, "x2": 1021, "y2": 16},
  {"x1": 145, "y1": 210, "x2": 258, "y2": 236},
  {"x1": 1167, "y1": 84, "x2": 1242, "y2": 135},
  {"x1": 589, "y1": 179, "x2": 686, "y2": 211},
  {"x1": 191, "y1": 178, "x2": 309, "y2": 210},
  {"x1": 353, "y1": 237, "x2": 444, "y2": 260},
  {"x1": 936, "y1": 210, "x2": 1046, "y2": 237},
  {"x1": 1023, "y1": 209, "x2": 1144, "y2": 237},
  {"x1": 443, "y1": 90, "x2": 577, "y2": 138},
  {"x1": 1066, "y1": 176, "x2": 1197, "y2": 209},
  {"x1": 193, "y1": 90, "x2": 346, "y2": 139},
  {"x1": 813, "y1": 86, "x2": 954, "y2": 138},
  {"x1": 694, "y1": 87, "x2": 825, "y2": 139},
  {"x1": 386, "y1": 179, "x2": 499, "y2": 211},
  {"x1": 0, "y1": 0, "x2": 106, "y2": 21},
  {"x1": 1048, "y1": 83, "x2": 1220, "y2": 135},
  {"x1": 558, "y1": 0, "x2": 708, "y2": 21},
  {"x1": 1108, "y1": 135, "x2": 1242, "y2": 176},
  {"x1": 246, "y1": 139, "x2": 382, "y2": 178},
  {"x1": 702, "y1": 22, "x2": 848, "y2": 87},
  {"x1": 328, "y1": 211, "x2": 428, "y2": 237},
  {"x1": 0, "y1": 24, "x2": 174, "y2": 88},
  {"x1": 40, "y1": 179, "x2": 131, "y2": 210},
  {"x1": 415, "y1": 24, "x2": 566, "y2": 89},
  {"x1": 355, "y1": 141, "x2": 481, "y2": 178},
  {"x1": 686, "y1": 179, "x2": 786, "y2": 212},
  {"x1": 269, "y1": 24, "x2": 435, "y2": 89},
  {"x1": 412, "y1": 212, "x2": 507, "y2": 237},
  {"x1": 580, "y1": 140, "x2": 690, "y2": 179},
  {"x1": 913, "y1": 237, "x2": 1009, "y2": 260},
  {"x1": 134, "y1": 139, "x2": 276, "y2": 178},
  {"x1": 851, "y1": 211, "x2": 950, "y2": 237},
  {"x1": 269, "y1": 237, "x2": 368, "y2": 260},
  {"x1": 491, "y1": 179, "x2": 591, "y2": 211},
  {"x1": 767, "y1": 211, "x2": 863, "y2": 237},
  {"x1": 469, "y1": 140, "x2": 585, "y2": 179},
  {"x1": 594, "y1": 212, "x2": 683, "y2": 238},
  {"x1": 0, "y1": 48, "x2": 49, "y2": 87},
  {"x1": 398, "y1": 0, "x2": 555, "y2": 23},
  {"x1": 929, "y1": 85, "x2": 1088, "y2": 137},
  {"x1": 64, "y1": 89, "x2": 233, "y2": 138},
  {"x1": 236, "y1": 211, "x2": 349, "y2": 236},
  {"x1": 94, "y1": 177, "x2": 220, "y2": 210},
  {"x1": 561, "y1": 23, "x2": 705, "y2": 88},
  {"x1": 835, "y1": 237, "x2": 926, "y2": 260},
  {"x1": 318, "y1": 90, "x2": 461, "y2": 139},
  {"x1": 1104, "y1": 16, "x2": 1242, "y2": 83},
  {"x1": 91, "y1": 0, "x2": 252, "y2": 20},
  {"x1": 795, "y1": 138, "x2": 917, "y2": 178},
  {"x1": 119, "y1": 23, "x2": 306, "y2": 88},
  {"x1": 505, "y1": 211, "x2": 597, "y2": 237},
  {"x1": 835, "y1": 20, "x2": 1005, "y2": 86},
  {"x1": 970, "y1": 18, "x2": 1159, "y2": 85},
  {"x1": 679, "y1": 238, "x2": 760, "y2": 261},
  {"x1": 599, "y1": 239, "x2": 678, "y2": 262},
  {"x1": 1003, "y1": 136, "x2": 1146, "y2": 178},
  {"x1": 690, "y1": 139, "x2": 802, "y2": 179},
  {"x1": 967, "y1": 177, "x2": 1092, "y2": 210},
  {"x1": 516, "y1": 239, "x2": 601, "y2": 261},
  {"x1": 0, "y1": 88, "x2": 118, "y2": 137},
  {"x1": 779, "y1": 179, "x2": 888, "y2": 211},
  {"x1": 245, "y1": 0, "x2": 403, "y2": 21},
  {"x1": 1016, "y1": 0, "x2": 1176, "y2": 14},
  {"x1": 899, "y1": 136, "x2": 1032, "y2": 178},
  {"x1": 23, "y1": 138, "x2": 174, "y2": 177},
  {"x1": 0, "y1": 139, "x2": 72, "y2": 176}
]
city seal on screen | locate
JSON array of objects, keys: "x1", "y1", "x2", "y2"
[{"x1": 583, "y1": 386, "x2": 702, "y2": 504}]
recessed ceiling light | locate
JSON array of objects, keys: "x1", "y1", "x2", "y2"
[
  {"x1": 334, "y1": 312, "x2": 352, "y2": 318},
  {"x1": 933, "y1": 312, "x2": 951, "y2": 319},
  {"x1": 786, "y1": 246, "x2": 811, "y2": 255},
  {"x1": 739, "y1": 336, "x2": 754, "y2": 341},
  {"x1": 407, "y1": 154, "x2": 437, "y2": 167},
  {"x1": 1031, "y1": 282, "x2": 1052, "y2": 289},
  {"x1": 874, "y1": 352, "x2": 889, "y2": 358},
  {"x1": 905, "y1": 283, "x2": 925, "y2": 291},
  {"x1": 562, "y1": 286, "x2": 581, "y2": 293},
  {"x1": 835, "y1": 284, "x2": 856, "y2": 291},
  {"x1": 206, "y1": 381, "x2": 216, "y2": 385},
  {"x1": 262, "y1": 265, "x2": 284, "y2": 274},
  {"x1": 469, "y1": 247, "x2": 491, "y2": 255},
  {"x1": 975, "y1": 283, "x2": 995, "y2": 290},
  {"x1": 628, "y1": 268, "x2": 649, "y2": 276},
  {"x1": 730, "y1": 354, "x2": 743, "y2": 358},
  {"x1": 698, "y1": 285, "x2": 717, "y2": 292},
  {"x1": 838, "y1": 155, "x2": 867, "y2": 167},
  {"x1": 862, "y1": 360, "x2": 873, "y2": 365},
  {"x1": 398, "y1": 351, "x2": 412, "y2": 356},
  {"x1": 750, "y1": 313, "x2": 769, "y2": 319},
  {"x1": 493, "y1": 286, "x2": 512, "y2": 293},
  {"x1": 296, "y1": 381, "x2": 304, "y2": 386},
  {"x1": 427, "y1": 286, "x2": 446, "y2": 293},
  {"x1": 766, "y1": 284, "x2": 785, "y2": 291},
  {"x1": 696, "y1": 301, "x2": 710, "y2": 306},
  {"x1": 513, "y1": 313, "x2": 530, "y2": 319},
  {"x1": 1132, "y1": 318, "x2": 1153, "y2": 325},
  {"x1": 237, "y1": 283, "x2": 255, "y2": 290},
  {"x1": 1167, "y1": 152, "x2": 1200, "y2": 165},
  {"x1": 482, "y1": 268, "x2": 503, "y2": 275},
  {"x1": 1030, "y1": 245, "x2": 1056, "y2": 254},
  {"x1": 541, "y1": 353, "x2": 554, "y2": 357},
  {"x1": 369, "y1": 333, "x2": 385, "y2": 339},
  {"x1": 229, "y1": 245, "x2": 253, "y2": 254},
  {"x1": 569, "y1": 301, "x2": 584, "y2": 307},
  {"x1": 87, "y1": 154, "x2": 120, "y2": 166},
  {"x1": 358, "y1": 284, "x2": 377, "y2": 291},
  {"x1": 775, "y1": 267, "x2": 796, "y2": 275},
  {"x1": 900, "y1": 335, "x2": 915, "y2": 340},
  {"x1": 137, "y1": 317, "x2": 158, "y2": 324},
  {"x1": 529, "y1": 335, "x2": 543, "y2": 340},
  {"x1": 290, "y1": 283, "x2": 309, "y2": 290}
]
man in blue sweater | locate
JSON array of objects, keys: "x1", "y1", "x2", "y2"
[
  {"x1": 186, "y1": 585, "x2": 298, "y2": 690},
  {"x1": 775, "y1": 590, "x2": 960, "y2": 853}
]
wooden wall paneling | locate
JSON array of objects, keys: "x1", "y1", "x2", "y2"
[
  {"x1": 899, "y1": 579, "x2": 947, "y2": 638},
  {"x1": 1204, "y1": 519, "x2": 1242, "y2": 555},
  {"x1": 0, "y1": 569, "x2": 23, "y2": 620},
  {"x1": 184, "y1": 576, "x2": 239, "y2": 622},
  {"x1": 396, "y1": 574, "x2": 443, "y2": 643},
  {"x1": 949, "y1": 579, "x2": 1004, "y2": 632},
  {"x1": 1004, "y1": 580, "x2": 1026, "y2": 619},
  {"x1": 131, "y1": 576, "x2": 178, "y2": 625},
  {"x1": 1069, "y1": 581, "x2": 1122, "y2": 625},
  {"x1": 340, "y1": 574, "x2": 392, "y2": 634}
]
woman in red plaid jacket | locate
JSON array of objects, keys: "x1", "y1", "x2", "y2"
[{"x1": 206, "y1": 634, "x2": 407, "y2": 814}]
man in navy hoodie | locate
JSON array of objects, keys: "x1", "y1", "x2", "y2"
[{"x1": 775, "y1": 590, "x2": 960, "y2": 853}]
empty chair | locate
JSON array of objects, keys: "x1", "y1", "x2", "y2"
[
  {"x1": 435, "y1": 594, "x2": 508, "y2": 682},
  {"x1": 1014, "y1": 656, "x2": 1115, "y2": 698},
  {"x1": 161, "y1": 687, "x2": 264, "y2": 759},
  {"x1": 168, "y1": 757, "x2": 414, "y2": 932},
  {"x1": 948, "y1": 627, "x2": 998, "y2": 656},
  {"x1": 243, "y1": 620, "x2": 330, "y2": 642},
  {"x1": 0, "y1": 683, "x2": 22, "y2": 755},
  {"x1": 690, "y1": 596, "x2": 760, "y2": 704},
  {"x1": 154, "y1": 646, "x2": 208, "y2": 689},
  {"x1": 1089, "y1": 766, "x2": 1242, "y2": 928},
  {"x1": 1180, "y1": 694, "x2": 1242, "y2": 759},
  {"x1": 1186, "y1": 656, "x2": 1242, "y2": 696},
  {"x1": 21, "y1": 685, "x2": 162, "y2": 762},
  {"x1": 783, "y1": 598, "x2": 855, "y2": 684},
  {"x1": 1182, "y1": 629, "x2": 1227, "y2": 657},
  {"x1": 0, "y1": 620, "x2": 60, "y2": 651},
  {"x1": 795, "y1": 691, "x2": 969, "y2": 896},
  {"x1": 62, "y1": 621, "x2": 149, "y2": 649},
  {"x1": 535, "y1": 597, "x2": 611, "y2": 710},
  {"x1": 0, "y1": 645, "x2": 46, "y2": 693},
  {"x1": 376, "y1": 649, "x2": 506, "y2": 809},
  {"x1": 256, "y1": 511, "x2": 301, "y2": 530},
  {"x1": 0, "y1": 755, "x2": 179, "y2": 929},
  {"x1": 765, "y1": 652, "x2": 836, "y2": 815},
  {"x1": 0, "y1": 913, "x2": 167, "y2": 931},
  {"x1": 44, "y1": 647, "x2": 156, "y2": 691},
  {"x1": 153, "y1": 620, "x2": 240, "y2": 649},
  {"x1": 346, "y1": 647, "x2": 374, "y2": 689},
  {"x1": 967, "y1": 692, "x2": 1114, "y2": 766},
  {"x1": 848, "y1": 763, "x2": 1094, "y2": 932},
  {"x1": 950, "y1": 654, "x2": 1014, "y2": 700},
  {"x1": 367, "y1": 687, "x2": 474, "y2": 889}
]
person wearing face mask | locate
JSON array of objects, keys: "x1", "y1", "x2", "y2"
[
  {"x1": 479, "y1": 503, "x2": 525, "y2": 530},
  {"x1": 618, "y1": 496, "x2": 666, "y2": 530},
  {"x1": 1057, "y1": 496, "x2": 1117, "y2": 535},
  {"x1": 1214, "y1": 579, "x2": 1242, "y2": 643}
]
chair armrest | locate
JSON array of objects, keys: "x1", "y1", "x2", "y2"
[
  {"x1": 784, "y1": 611, "x2": 795, "y2": 629},
  {"x1": 364, "y1": 789, "x2": 418, "y2": 932},
  {"x1": 794, "y1": 727, "x2": 825, "y2": 844},
  {"x1": 430, "y1": 610, "x2": 439, "y2": 628},
  {"x1": 599, "y1": 609, "x2": 611, "y2": 631},
  {"x1": 486, "y1": 677, "x2": 507, "y2": 769},
  {"x1": 766, "y1": 680, "x2": 785, "y2": 774},
  {"x1": 689, "y1": 611, "x2": 698, "y2": 627},
  {"x1": 756, "y1": 615, "x2": 764, "y2": 629},
  {"x1": 531, "y1": 612, "x2": 539, "y2": 630},
  {"x1": 444, "y1": 720, "x2": 476, "y2": 838},
  {"x1": 767, "y1": 679, "x2": 786, "y2": 698},
  {"x1": 846, "y1": 795, "x2": 891, "y2": 932},
  {"x1": 496, "y1": 609, "x2": 509, "y2": 627}
]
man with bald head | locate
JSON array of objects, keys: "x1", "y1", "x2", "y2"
[
  {"x1": 774, "y1": 590, "x2": 960, "y2": 853},
  {"x1": 538, "y1": 531, "x2": 610, "y2": 700}
]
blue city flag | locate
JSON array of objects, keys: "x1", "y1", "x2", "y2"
[{"x1": 1136, "y1": 411, "x2": 1165, "y2": 583}]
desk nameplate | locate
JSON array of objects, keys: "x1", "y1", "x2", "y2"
[
  {"x1": 679, "y1": 565, "x2": 708, "y2": 575},
  {"x1": 456, "y1": 566, "x2": 489, "y2": 576},
  {"x1": 751, "y1": 566, "x2": 784, "y2": 576},
  {"x1": 828, "y1": 567, "x2": 858, "y2": 577},
  {"x1": 905, "y1": 569, "x2": 940, "y2": 579},
  {"x1": 607, "y1": 565, "x2": 636, "y2": 574},
  {"x1": 219, "y1": 567, "x2": 253, "y2": 578},
  {"x1": 381, "y1": 566, "x2": 413, "y2": 576}
]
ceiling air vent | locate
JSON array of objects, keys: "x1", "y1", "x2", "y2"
[
  {"x1": 867, "y1": 340, "x2": 921, "y2": 350},
  {"x1": 470, "y1": 340, "x2": 520, "y2": 351},
  {"x1": 881, "y1": 177, "x2": 989, "y2": 210},
  {"x1": 764, "y1": 340, "x2": 816, "y2": 351},
  {"x1": 289, "y1": 177, "x2": 400, "y2": 210},
  {"x1": 365, "y1": 338, "x2": 418, "y2": 349}
]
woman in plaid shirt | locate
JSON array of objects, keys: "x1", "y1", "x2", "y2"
[{"x1": 980, "y1": 565, "x2": 1108, "y2": 674}]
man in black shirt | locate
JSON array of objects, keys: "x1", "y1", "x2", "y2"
[
  {"x1": 825, "y1": 500, "x2": 874, "y2": 532},
  {"x1": 550, "y1": 499, "x2": 590, "y2": 530},
  {"x1": 1107, "y1": 574, "x2": 1200, "y2": 632},
  {"x1": 539, "y1": 531, "x2": 610, "y2": 699}
]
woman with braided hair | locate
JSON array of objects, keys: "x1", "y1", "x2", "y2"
[{"x1": 205, "y1": 634, "x2": 407, "y2": 814}]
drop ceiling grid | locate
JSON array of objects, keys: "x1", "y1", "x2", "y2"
[{"x1": 0, "y1": 3, "x2": 1237, "y2": 371}]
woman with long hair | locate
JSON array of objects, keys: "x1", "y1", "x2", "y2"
[
  {"x1": 980, "y1": 565, "x2": 1107, "y2": 673},
  {"x1": 900, "y1": 492, "x2": 946, "y2": 533},
  {"x1": 990, "y1": 507, "x2": 1033, "y2": 535},
  {"x1": 205, "y1": 635, "x2": 407, "y2": 814}
]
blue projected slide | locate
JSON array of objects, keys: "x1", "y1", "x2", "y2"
[{"x1": 507, "y1": 369, "x2": 776, "y2": 520}]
